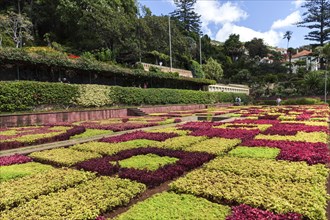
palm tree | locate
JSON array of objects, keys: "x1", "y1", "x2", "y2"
[
  {"x1": 283, "y1": 31, "x2": 293, "y2": 72},
  {"x1": 283, "y1": 31, "x2": 293, "y2": 49}
]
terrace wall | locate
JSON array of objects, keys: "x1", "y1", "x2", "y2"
[
  {"x1": 0, "y1": 104, "x2": 221, "y2": 127},
  {"x1": 0, "y1": 109, "x2": 128, "y2": 127}
]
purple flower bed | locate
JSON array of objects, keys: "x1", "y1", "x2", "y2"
[
  {"x1": 263, "y1": 124, "x2": 328, "y2": 135},
  {"x1": 76, "y1": 147, "x2": 215, "y2": 188},
  {"x1": 242, "y1": 139, "x2": 330, "y2": 165},
  {"x1": 177, "y1": 122, "x2": 222, "y2": 131},
  {"x1": 191, "y1": 128, "x2": 259, "y2": 141},
  {"x1": 231, "y1": 119, "x2": 280, "y2": 125},
  {"x1": 0, "y1": 154, "x2": 33, "y2": 166},
  {"x1": 100, "y1": 131, "x2": 178, "y2": 143},
  {"x1": 226, "y1": 204, "x2": 302, "y2": 220},
  {"x1": 82, "y1": 122, "x2": 158, "y2": 132},
  {"x1": 0, "y1": 126, "x2": 86, "y2": 151},
  {"x1": 258, "y1": 114, "x2": 281, "y2": 120}
]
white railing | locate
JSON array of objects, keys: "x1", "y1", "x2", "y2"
[{"x1": 205, "y1": 84, "x2": 250, "y2": 95}]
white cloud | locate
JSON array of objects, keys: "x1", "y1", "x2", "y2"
[
  {"x1": 195, "y1": 1, "x2": 248, "y2": 39},
  {"x1": 271, "y1": 11, "x2": 301, "y2": 29},
  {"x1": 195, "y1": 1, "x2": 248, "y2": 25},
  {"x1": 215, "y1": 23, "x2": 283, "y2": 46},
  {"x1": 292, "y1": 0, "x2": 304, "y2": 8}
]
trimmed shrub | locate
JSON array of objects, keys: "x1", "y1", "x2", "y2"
[
  {"x1": 74, "y1": 84, "x2": 113, "y2": 107},
  {"x1": 0, "y1": 81, "x2": 78, "y2": 112}
]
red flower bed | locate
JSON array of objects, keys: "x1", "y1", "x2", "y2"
[
  {"x1": 81, "y1": 122, "x2": 158, "y2": 132},
  {"x1": 226, "y1": 204, "x2": 302, "y2": 220},
  {"x1": 242, "y1": 139, "x2": 330, "y2": 165},
  {"x1": 76, "y1": 147, "x2": 215, "y2": 188},
  {"x1": 100, "y1": 131, "x2": 178, "y2": 143},
  {"x1": 0, "y1": 154, "x2": 33, "y2": 166},
  {"x1": 0, "y1": 126, "x2": 85, "y2": 151},
  {"x1": 263, "y1": 124, "x2": 328, "y2": 135},
  {"x1": 191, "y1": 128, "x2": 259, "y2": 141}
]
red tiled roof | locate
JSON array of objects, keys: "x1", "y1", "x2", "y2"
[{"x1": 292, "y1": 50, "x2": 312, "y2": 59}]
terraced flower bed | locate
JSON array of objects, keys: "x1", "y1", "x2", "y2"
[
  {"x1": 0, "y1": 126, "x2": 85, "y2": 150},
  {"x1": 0, "y1": 104, "x2": 329, "y2": 219}
]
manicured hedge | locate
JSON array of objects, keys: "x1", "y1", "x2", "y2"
[
  {"x1": 0, "y1": 81, "x2": 78, "y2": 112},
  {"x1": 0, "y1": 81, "x2": 249, "y2": 112}
]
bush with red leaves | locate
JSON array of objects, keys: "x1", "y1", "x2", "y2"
[
  {"x1": 76, "y1": 147, "x2": 215, "y2": 188},
  {"x1": 100, "y1": 131, "x2": 178, "y2": 143},
  {"x1": 0, "y1": 154, "x2": 33, "y2": 166},
  {"x1": 242, "y1": 139, "x2": 330, "y2": 165},
  {"x1": 226, "y1": 204, "x2": 302, "y2": 220}
]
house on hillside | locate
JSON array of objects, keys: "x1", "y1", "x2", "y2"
[{"x1": 291, "y1": 50, "x2": 319, "y2": 73}]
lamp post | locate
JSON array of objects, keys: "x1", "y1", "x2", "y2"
[
  {"x1": 320, "y1": 57, "x2": 328, "y2": 103},
  {"x1": 168, "y1": 16, "x2": 172, "y2": 72}
]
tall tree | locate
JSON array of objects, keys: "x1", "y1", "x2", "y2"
[
  {"x1": 245, "y1": 38, "x2": 269, "y2": 58},
  {"x1": 224, "y1": 34, "x2": 244, "y2": 62},
  {"x1": 203, "y1": 58, "x2": 223, "y2": 82},
  {"x1": 297, "y1": 0, "x2": 330, "y2": 46},
  {"x1": 170, "y1": 0, "x2": 201, "y2": 34}
]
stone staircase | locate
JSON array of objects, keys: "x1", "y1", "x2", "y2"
[{"x1": 127, "y1": 108, "x2": 148, "y2": 116}]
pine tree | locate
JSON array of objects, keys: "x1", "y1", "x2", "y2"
[
  {"x1": 297, "y1": 0, "x2": 330, "y2": 46},
  {"x1": 170, "y1": 0, "x2": 201, "y2": 34}
]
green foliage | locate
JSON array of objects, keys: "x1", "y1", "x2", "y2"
[
  {"x1": 0, "y1": 168, "x2": 96, "y2": 211},
  {"x1": 115, "y1": 192, "x2": 231, "y2": 220},
  {"x1": 282, "y1": 97, "x2": 323, "y2": 105},
  {"x1": 0, "y1": 81, "x2": 78, "y2": 112},
  {"x1": 203, "y1": 58, "x2": 223, "y2": 82},
  {"x1": 29, "y1": 148, "x2": 102, "y2": 166},
  {"x1": 190, "y1": 60, "x2": 204, "y2": 78},
  {"x1": 156, "y1": 136, "x2": 207, "y2": 150},
  {"x1": 185, "y1": 137, "x2": 241, "y2": 155},
  {"x1": 0, "y1": 162, "x2": 53, "y2": 182},
  {"x1": 170, "y1": 156, "x2": 329, "y2": 220},
  {"x1": 0, "y1": 176, "x2": 146, "y2": 220},
  {"x1": 114, "y1": 154, "x2": 179, "y2": 171},
  {"x1": 170, "y1": 0, "x2": 201, "y2": 33},
  {"x1": 71, "y1": 140, "x2": 159, "y2": 156},
  {"x1": 228, "y1": 147, "x2": 280, "y2": 159},
  {"x1": 0, "y1": 47, "x2": 214, "y2": 89},
  {"x1": 110, "y1": 86, "x2": 248, "y2": 106},
  {"x1": 74, "y1": 84, "x2": 113, "y2": 107},
  {"x1": 70, "y1": 129, "x2": 113, "y2": 139}
]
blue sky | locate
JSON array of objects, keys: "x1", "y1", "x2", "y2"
[{"x1": 138, "y1": 0, "x2": 312, "y2": 49}]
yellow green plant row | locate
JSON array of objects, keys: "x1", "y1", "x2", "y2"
[
  {"x1": 0, "y1": 177, "x2": 146, "y2": 220},
  {"x1": 170, "y1": 169, "x2": 327, "y2": 220},
  {"x1": 0, "y1": 168, "x2": 96, "y2": 211},
  {"x1": 185, "y1": 138, "x2": 241, "y2": 155},
  {"x1": 70, "y1": 139, "x2": 159, "y2": 156},
  {"x1": 255, "y1": 131, "x2": 328, "y2": 143},
  {"x1": 115, "y1": 192, "x2": 231, "y2": 220},
  {"x1": 29, "y1": 148, "x2": 102, "y2": 166},
  {"x1": 0, "y1": 162, "x2": 53, "y2": 182}
]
